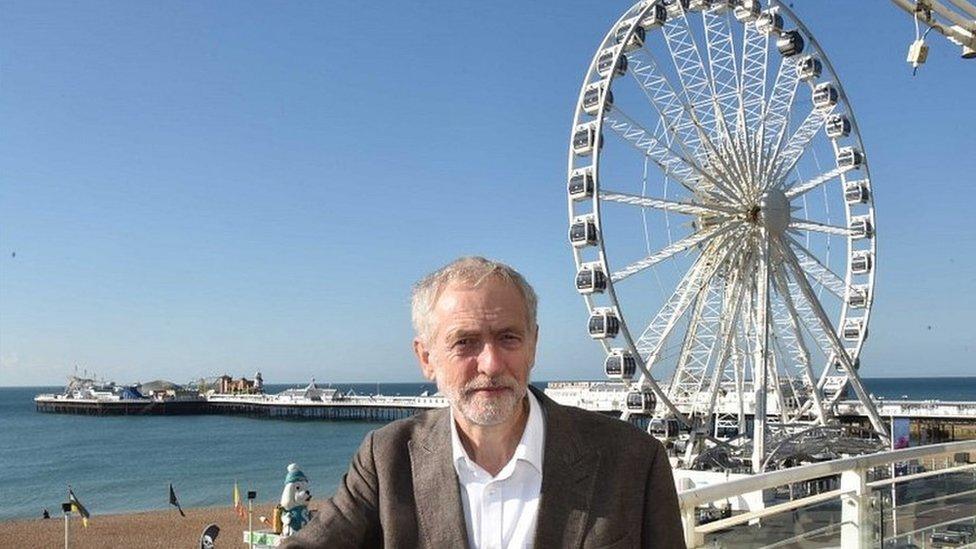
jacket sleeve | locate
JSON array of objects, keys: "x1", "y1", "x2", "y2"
[
  {"x1": 281, "y1": 431, "x2": 382, "y2": 549},
  {"x1": 643, "y1": 441, "x2": 687, "y2": 549}
]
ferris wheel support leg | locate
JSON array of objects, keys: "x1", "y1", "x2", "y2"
[
  {"x1": 733, "y1": 344, "x2": 747, "y2": 435},
  {"x1": 752, "y1": 233, "x2": 771, "y2": 474},
  {"x1": 771, "y1": 266, "x2": 828, "y2": 426},
  {"x1": 775, "y1": 237, "x2": 890, "y2": 445}
]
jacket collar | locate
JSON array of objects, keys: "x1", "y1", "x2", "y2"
[
  {"x1": 408, "y1": 385, "x2": 599, "y2": 549},
  {"x1": 409, "y1": 407, "x2": 470, "y2": 548}
]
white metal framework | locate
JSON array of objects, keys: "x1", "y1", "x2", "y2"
[
  {"x1": 567, "y1": 0, "x2": 887, "y2": 473},
  {"x1": 890, "y1": 0, "x2": 976, "y2": 60}
]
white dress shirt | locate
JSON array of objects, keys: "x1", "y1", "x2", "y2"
[{"x1": 450, "y1": 389, "x2": 546, "y2": 549}]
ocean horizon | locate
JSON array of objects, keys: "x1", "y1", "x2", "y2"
[{"x1": 6, "y1": 377, "x2": 976, "y2": 521}]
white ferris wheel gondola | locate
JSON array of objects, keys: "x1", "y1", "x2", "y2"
[{"x1": 566, "y1": 0, "x2": 887, "y2": 472}]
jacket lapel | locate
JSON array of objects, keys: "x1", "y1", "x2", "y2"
[
  {"x1": 532, "y1": 387, "x2": 600, "y2": 549},
  {"x1": 408, "y1": 409, "x2": 470, "y2": 549}
]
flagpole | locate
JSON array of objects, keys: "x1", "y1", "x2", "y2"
[
  {"x1": 62, "y1": 502, "x2": 71, "y2": 549},
  {"x1": 247, "y1": 490, "x2": 256, "y2": 549}
]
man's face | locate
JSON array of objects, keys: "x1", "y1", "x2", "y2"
[{"x1": 414, "y1": 276, "x2": 537, "y2": 427}]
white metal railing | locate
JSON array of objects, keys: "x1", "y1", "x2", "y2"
[{"x1": 677, "y1": 440, "x2": 976, "y2": 548}]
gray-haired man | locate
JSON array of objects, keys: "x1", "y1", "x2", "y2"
[{"x1": 284, "y1": 256, "x2": 685, "y2": 548}]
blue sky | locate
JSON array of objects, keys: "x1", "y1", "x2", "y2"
[{"x1": 1, "y1": 1, "x2": 973, "y2": 386}]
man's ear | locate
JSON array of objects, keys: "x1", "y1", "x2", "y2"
[{"x1": 413, "y1": 338, "x2": 436, "y2": 381}]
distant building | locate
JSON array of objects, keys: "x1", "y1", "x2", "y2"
[{"x1": 217, "y1": 374, "x2": 262, "y2": 395}]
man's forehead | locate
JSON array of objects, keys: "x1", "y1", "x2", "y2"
[{"x1": 431, "y1": 278, "x2": 528, "y2": 328}]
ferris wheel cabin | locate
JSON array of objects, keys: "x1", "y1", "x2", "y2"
[
  {"x1": 665, "y1": 0, "x2": 691, "y2": 19},
  {"x1": 614, "y1": 20, "x2": 646, "y2": 52},
  {"x1": 576, "y1": 263, "x2": 608, "y2": 294},
  {"x1": 626, "y1": 389, "x2": 657, "y2": 414},
  {"x1": 844, "y1": 179, "x2": 870, "y2": 204},
  {"x1": 796, "y1": 55, "x2": 823, "y2": 81},
  {"x1": 813, "y1": 83, "x2": 840, "y2": 109},
  {"x1": 597, "y1": 47, "x2": 628, "y2": 78},
  {"x1": 568, "y1": 167, "x2": 595, "y2": 200},
  {"x1": 583, "y1": 84, "x2": 613, "y2": 116},
  {"x1": 843, "y1": 319, "x2": 865, "y2": 342},
  {"x1": 826, "y1": 114, "x2": 852, "y2": 139},
  {"x1": 638, "y1": 5, "x2": 667, "y2": 29},
  {"x1": 847, "y1": 286, "x2": 870, "y2": 309},
  {"x1": 756, "y1": 11, "x2": 784, "y2": 35},
  {"x1": 776, "y1": 30, "x2": 805, "y2": 57},
  {"x1": 604, "y1": 349, "x2": 638, "y2": 380},
  {"x1": 587, "y1": 307, "x2": 620, "y2": 339},
  {"x1": 837, "y1": 146, "x2": 864, "y2": 169},
  {"x1": 734, "y1": 0, "x2": 761, "y2": 22},
  {"x1": 849, "y1": 215, "x2": 873, "y2": 239},
  {"x1": 851, "y1": 251, "x2": 874, "y2": 274},
  {"x1": 572, "y1": 122, "x2": 601, "y2": 156},
  {"x1": 569, "y1": 215, "x2": 599, "y2": 248},
  {"x1": 649, "y1": 418, "x2": 681, "y2": 440}
]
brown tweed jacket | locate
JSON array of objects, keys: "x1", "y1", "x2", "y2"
[{"x1": 282, "y1": 387, "x2": 685, "y2": 548}]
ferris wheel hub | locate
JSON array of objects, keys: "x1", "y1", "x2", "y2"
[{"x1": 758, "y1": 188, "x2": 790, "y2": 235}]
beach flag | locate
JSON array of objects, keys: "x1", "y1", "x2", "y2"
[
  {"x1": 233, "y1": 481, "x2": 246, "y2": 522},
  {"x1": 169, "y1": 483, "x2": 186, "y2": 517},
  {"x1": 67, "y1": 486, "x2": 90, "y2": 527}
]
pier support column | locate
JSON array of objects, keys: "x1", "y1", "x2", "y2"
[{"x1": 840, "y1": 468, "x2": 870, "y2": 549}]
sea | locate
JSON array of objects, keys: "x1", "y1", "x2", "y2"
[{"x1": 2, "y1": 377, "x2": 976, "y2": 521}]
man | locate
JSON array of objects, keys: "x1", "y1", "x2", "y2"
[{"x1": 284, "y1": 257, "x2": 685, "y2": 548}]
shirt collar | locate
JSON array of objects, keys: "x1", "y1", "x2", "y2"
[{"x1": 450, "y1": 388, "x2": 545, "y2": 477}]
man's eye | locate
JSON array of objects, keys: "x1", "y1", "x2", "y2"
[{"x1": 453, "y1": 339, "x2": 470, "y2": 348}]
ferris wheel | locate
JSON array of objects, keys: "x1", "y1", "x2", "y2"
[{"x1": 566, "y1": 0, "x2": 889, "y2": 472}]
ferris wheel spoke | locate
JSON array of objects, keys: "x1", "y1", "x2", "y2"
[
  {"x1": 770, "y1": 267, "x2": 828, "y2": 425},
  {"x1": 602, "y1": 109, "x2": 734, "y2": 199},
  {"x1": 661, "y1": 8, "x2": 722, "y2": 144},
  {"x1": 788, "y1": 218, "x2": 851, "y2": 237},
  {"x1": 599, "y1": 190, "x2": 738, "y2": 216},
  {"x1": 738, "y1": 21, "x2": 770, "y2": 141},
  {"x1": 755, "y1": 56, "x2": 802, "y2": 189},
  {"x1": 774, "y1": 238, "x2": 889, "y2": 442},
  {"x1": 669, "y1": 276, "x2": 724, "y2": 404},
  {"x1": 771, "y1": 261, "x2": 835, "y2": 364},
  {"x1": 699, "y1": 250, "x2": 752, "y2": 429},
  {"x1": 783, "y1": 165, "x2": 852, "y2": 199},
  {"x1": 764, "y1": 103, "x2": 836, "y2": 192},
  {"x1": 657, "y1": 9, "x2": 755, "y2": 200},
  {"x1": 785, "y1": 235, "x2": 852, "y2": 300},
  {"x1": 610, "y1": 222, "x2": 735, "y2": 283},
  {"x1": 625, "y1": 51, "x2": 745, "y2": 203},
  {"x1": 702, "y1": 7, "x2": 741, "y2": 149},
  {"x1": 634, "y1": 233, "x2": 743, "y2": 367},
  {"x1": 699, "y1": 6, "x2": 757, "y2": 194},
  {"x1": 627, "y1": 50, "x2": 709, "y2": 162}
]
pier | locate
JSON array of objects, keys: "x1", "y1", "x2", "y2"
[
  {"x1": 205, "y1": 393, "x2": 447, "y2": 421},
  {"x1": 34, "y1": 391, "x2": 447, "y2": 421},
  {"x1": 34, "y1": 395, "x2": 209, "y2": 416}
]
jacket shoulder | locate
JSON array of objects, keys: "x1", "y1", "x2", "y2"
[
  {"x1": 552, "y1": 400, "x2": 666, "y2": 458},
  {"x1": 367, "y1": 407, "x2": 448, "y2": 447}
]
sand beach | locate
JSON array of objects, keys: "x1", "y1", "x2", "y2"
[{"x1": 0, "y1": 503, "x2": 316, "y2": 549}]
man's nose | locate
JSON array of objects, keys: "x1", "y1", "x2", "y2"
[{"x1": 477, "y1": 342, "x2": 506, "y2": 376}]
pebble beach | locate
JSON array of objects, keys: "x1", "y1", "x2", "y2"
[{"x1": 0, "y1": 503, "x2": 318, "y2": 549}]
